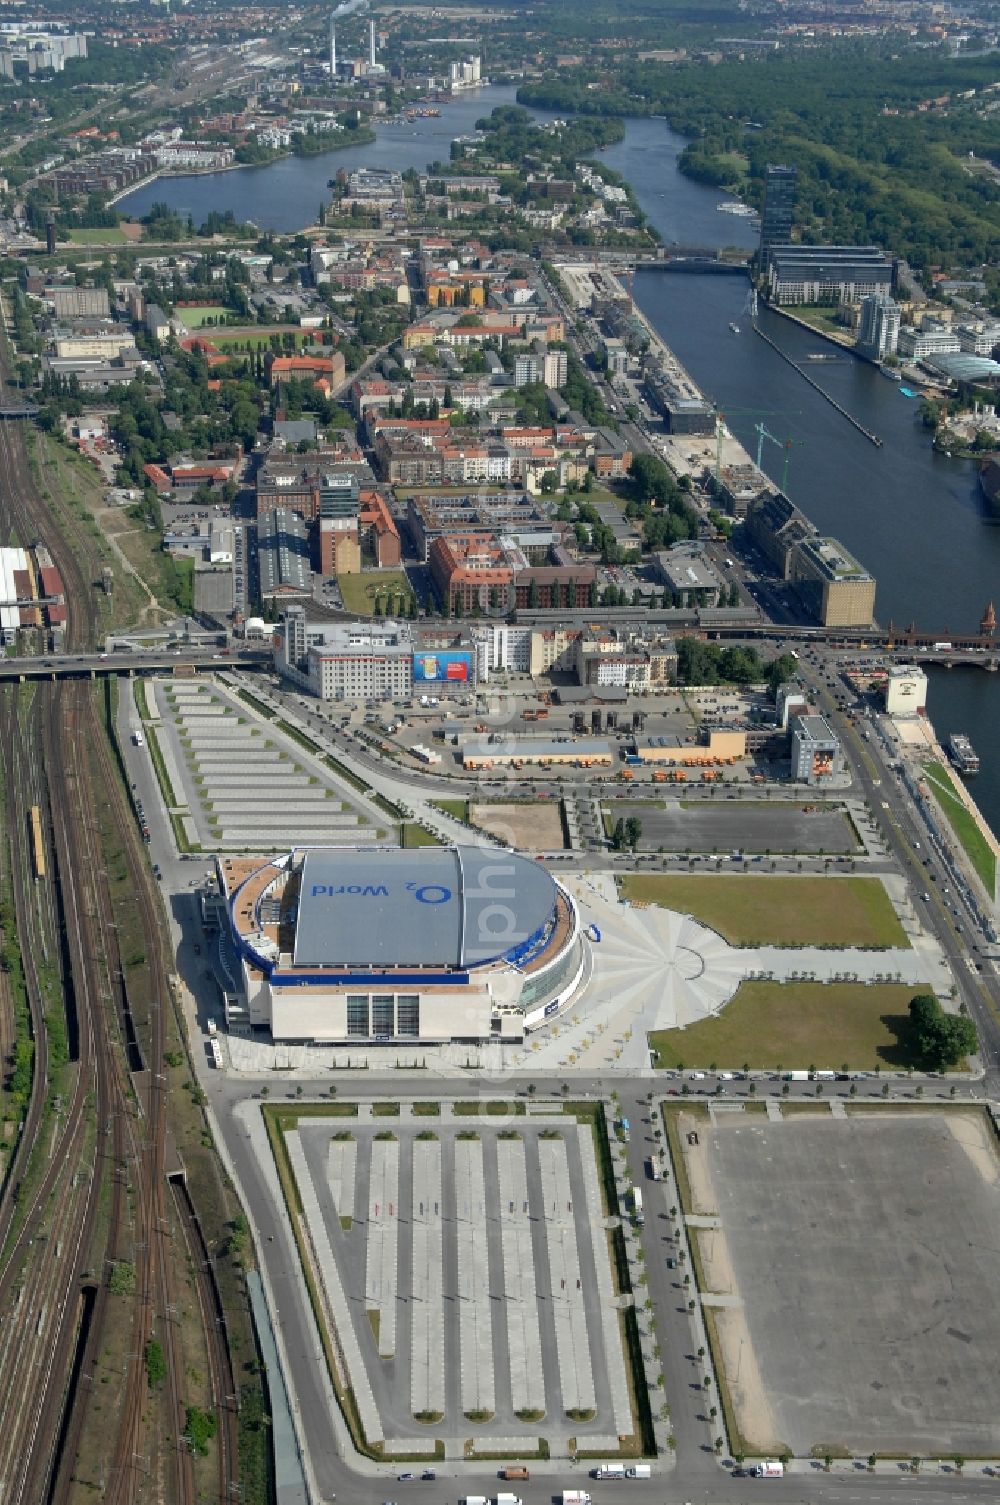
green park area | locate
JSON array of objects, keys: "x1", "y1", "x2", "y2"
[
  {"x1": 337, "y1": 571, "x2": 414, "y2": 617},
  {"x1": 924, "y1": 761, "x2": 997, "y2": 896},
  {"x1": 650, "y1": 980, "x2": 932, "y2": 1072},
  {"x1": 619, "y1": 873, "x2": 907, "y2": 948}
]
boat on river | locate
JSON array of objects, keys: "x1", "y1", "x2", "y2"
[
  {"x1": 729, "y1": 322, "x2": 740, "y2": 334},
  {"x1": 949, "y1": 733, "x2": 980, "y2": 776}
]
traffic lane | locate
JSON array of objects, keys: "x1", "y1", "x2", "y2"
[{"x1": 619, "y1": 1089, "x2": 716, "y2": 1467}]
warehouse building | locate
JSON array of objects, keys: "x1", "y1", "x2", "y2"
[
  {"x1": 461, "y1": 736, "x2": 613, "y2": 770},
  {"x1": 219, "y1": 846, "x2": 584, "y2": 1041}
]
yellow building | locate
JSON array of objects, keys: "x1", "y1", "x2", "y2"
[{"x1": 636, "y1": 729, "x2": 747, "y2": 764}]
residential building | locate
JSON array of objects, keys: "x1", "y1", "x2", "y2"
[
  {"x1": 896, "y1": 322, "x2": 960, "y2": 359},
  {"x1": 429, "y1": 533, "x2": 513, "y2": 615},
  {"x1": 955, "y1": 321, "x2": 1000, "y2": 357},
  {"x1": 856, "y1": 293, "x2": 901, "y2": 361}
]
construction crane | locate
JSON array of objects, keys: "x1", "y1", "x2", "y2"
[
  {"x1": 714, "y1": 406, "x2": 799, "y2": 482},
  {"x1": 754, "y1": 421, "x2": 804, "y2": 494}
]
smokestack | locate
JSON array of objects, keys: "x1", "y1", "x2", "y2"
[
  {"x1": 369, "y1": 18, "x2": 375, "y2": 68},
  {"x1": 330, "y1": 16, "x2": 337, "y2": 75},
  {"x1": 46, "y1": 216, "x2": 56, "y2": 256}
]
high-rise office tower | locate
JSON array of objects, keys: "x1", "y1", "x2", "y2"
[
  {"x1": 759, "y1": 163, "x2": 797, "y2": 273},
  {"x1": 329, "y1": 17, "x2": 337, "y2": 76}
]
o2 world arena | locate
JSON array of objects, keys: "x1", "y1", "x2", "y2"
[{"x1": 218, "y1": 847, "x2": 584, "y2": 1043}]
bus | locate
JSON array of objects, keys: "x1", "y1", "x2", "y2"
[{"x1": 30, "y1": 805, "x2": 45, "y2": 881}]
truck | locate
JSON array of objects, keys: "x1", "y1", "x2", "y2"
[
  {"x1": 593, "y1": 1464, "x2": 627, "y2": 1480},
  {"x1": 132, "y1": 730, "x2": 144, "y2": 747},
  {"x1": 562, "y1": 1493, "x2": 591, "y2": 1505},
  {"x1": 753, "y1": 1462, "x2": 784, "y2": 1478},
  {"x1": 619, "y1": 1117, "x2": 630, "y2": 1143},
  {"x1": 462, "y1": 1496, "x2": 488, "y2": 1505},
  {"x1": 494, "y1": 1493, "x2": 522, "y2": 1505},
  {"x1": 626, "y1": 1466, "x2": 652, "y2": 1480},
  {"x1": 646, "y1": 1157, "x2": 662, "y2": 1182},
  {"x1": 500, "y1": 1469, "x2": 530, "y2": 1481},
  {"x1": 783, "y1": 1071, "x2": 810, "y2": 1082},
  {"x1": 631, "y1": 1187, "x2": 644, "y2": 1225}
]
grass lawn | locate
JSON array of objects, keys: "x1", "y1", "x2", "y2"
[
  {"x1": 649, "y1": 980, "x2": 931, "y2": 1071},
  {"x1": 619, "y1": 873, "x2": 907, "y2": 948},
  {"x1": 924, "y1": 761, "x2": 997, "y2": 896},
  {"x1": 337, "y1": 570, "x2": 413, "y2": 616},
  {"x1": 431, "y1": 798, "x2": 469, "y2": 820},
  {"x1": 401, "y1": 823, "x2": 441, "y2": 847},
  {"x1": 64, "y1": 226, "x2": 129, "y2": 244},
  {"x1": 714, "y1": 150, "x2": 750, "y2": 183},
  {"x1": 176, "y1": 305, "x2": 228, "y2": 329},
  {"x1": 783, "y1": 305, "x2": 854, "y2": 342}
]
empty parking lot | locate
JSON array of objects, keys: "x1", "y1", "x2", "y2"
[
  {"x1": 611, "y1": 801, "x2": 857, "y2": 854},
  {"x1": 684, "y1": 1109, "x2": 1000, "y2": 1456},
  {"x1": 282, "y1": 1116, "x2": 634, "y2": 1447}
]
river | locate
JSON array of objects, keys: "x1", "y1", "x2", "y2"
[
  {"x1": 603, "y1": 123, "x2": 1000, "y2": 841},
  {"x1": 116, "y1": 92, "x2": 1000, "y2": 837},
  {"x1": 115, "y1": 85, "x2": 536, "y2": 230}
]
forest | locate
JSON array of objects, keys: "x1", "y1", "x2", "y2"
[{"x1": 519, "y1": 43, "x2": 1000, "y2": 272}]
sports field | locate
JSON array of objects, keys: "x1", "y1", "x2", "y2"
[
  {"x1": 650, "y1": 979, "x2": 929, "y2": 1071},
  {"x1": 176, "y1": 305, "x2": 228, "y2": 329},
  {"x1": 619, "y1": 873, "x2": 907, "y2": 948}
]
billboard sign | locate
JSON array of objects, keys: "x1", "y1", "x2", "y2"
[{"x1": 413, "y1": 651, "x2": 473, "y2": 683}]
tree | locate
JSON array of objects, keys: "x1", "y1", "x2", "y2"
[
  {"x1": 624, "y1": 815, "x2": 642, "y2": 849},
  {"x1": 908, "y1": 992, "x2": 977, "y2": 1069}
]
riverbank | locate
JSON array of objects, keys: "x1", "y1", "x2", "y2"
[{"x1": 109, "y1": 132, "x2": 378, "y2": 212}]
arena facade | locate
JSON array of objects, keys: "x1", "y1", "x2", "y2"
[{"x1": 218, "y1": 847, "x2": 584, "y2": 1043}]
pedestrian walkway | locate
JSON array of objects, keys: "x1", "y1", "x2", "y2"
[
  {"x1": 455, "y1": 1137, "x2": 495, "y2": 1416},
  {"x1": 575, "y1": 1125, "x2": 632, "y2": 1435},
  {"x1": 328, "y1": 1137, "x2": 357, "y2": 1219},
  {"x1": 366, "y1": 1137, "x2": 399, "y2": 1359},
  {"x1": 538, "y1": 1136, "x2": 596, "y2": 1414},
  {"x1": 497, "y1": 1136, "x2": 546, "y2": 1414},
  {"x1": 285, "y1": 1130, "x2": 383, "y2": 1444},
  {"x1": 410, "y1": 1139, "x2": 445, "y2": 1416}
]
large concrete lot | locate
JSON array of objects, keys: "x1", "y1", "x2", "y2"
[
  {"x1": 690, "y1": 1110, "x2": 1000, "y2": 1456},
  {"x1": 285, "y1": 1117, "x2": 633, "y2": 1448},
  {"x1": 614, "y1": 801, "x2": 857, "y2": 854}
]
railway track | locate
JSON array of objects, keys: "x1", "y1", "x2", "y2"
[
  {"x1": 0, "y1": 316, "x2": 239, "y2": 1503},
  {"x1": 0, "y1": 384, "x2": 196, "y2": 1500}
]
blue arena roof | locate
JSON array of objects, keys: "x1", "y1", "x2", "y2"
[{"x1": 293, "y1": 847, "x2": 558, "y2": 969}]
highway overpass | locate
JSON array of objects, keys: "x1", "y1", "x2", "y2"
[{"x1": 0, "y1": 648, "x2": 273, "y2": 681}]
